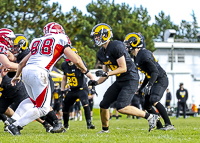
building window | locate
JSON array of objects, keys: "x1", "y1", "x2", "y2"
[
  {"x1": 178, "y1": 54, "x2": 185, "y2": 63},
  {"x1": 168, "y1": 54, "x2": 175, "y2": 62}
]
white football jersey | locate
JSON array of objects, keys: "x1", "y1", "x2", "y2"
[
  {"x1": 27, "y1": 33, "x2": 71, "y2": 71},
  {"x1": 0, "y1": 42, "x2": 9, "y2": 56}
]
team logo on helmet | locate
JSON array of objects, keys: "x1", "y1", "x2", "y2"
[
  {"x1": 43, "y1": 22, "x2": 65, "y2": 36},
  {"x1": 11, "y1": 34, "x2": 28, "y2": 56},
  {"x1": 124, "y1": 32, "x2": 143, "y2": 53},
  {"x1": 0, "y1": 28, "x2": 15, "y2": 48},
  {"x1": 90, "y1": 23, "x2": 113, "y2": 46}
]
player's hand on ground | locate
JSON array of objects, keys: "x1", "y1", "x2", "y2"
[
  {"x1": 88, "y1": 80, "x2": 98, "y2": 86},
  {"x1": 11, "y1": 76, "x2": 21, "y2": 86},
  {"x1": 95, "y1": 70, "x2": 108, "y2": 77}
]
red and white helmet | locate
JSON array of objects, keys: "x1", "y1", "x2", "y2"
[
  {"x1": 43, "y1": 22, "x2": 65, "y2": 36},
  {"x1": 0, "y1": 28, "x2": 15, "y2": 48}
]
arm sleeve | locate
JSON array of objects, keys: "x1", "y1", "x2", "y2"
[
  {"x1": 143, "y1": 59, "x2": 159, "y2": 86},
  {"x1": 140, "y1": 76, "x2": 148, "y2": 89}
]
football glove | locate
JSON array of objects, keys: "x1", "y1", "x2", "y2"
[
  {"x1": 145, "y1": 85, "x2": 152, "y2": 95},
  {"x1": 88, "y1": 80, "x2": 98, "y2": 86},
  {"x1": 95, "y1": 70, "x2": 108, "y2": 77}
]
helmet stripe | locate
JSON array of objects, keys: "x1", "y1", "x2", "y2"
[{"x1": 125, "y1": 33, "x2": 140, "y2": 47}]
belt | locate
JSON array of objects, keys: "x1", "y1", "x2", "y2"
[{"x1": 68, "y1": 87, "x2": 84, "y2": 92}]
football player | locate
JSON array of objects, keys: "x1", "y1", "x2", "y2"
[
  {"x1": 89, "y1": 23, "x2": 159, "y2": 133},
  {"x1": 6, "y1": 22, "x2": 88, "y2": 136},
  {"x1": 52, "y1": 83, "x2": 62, "y2": 120},
  {"x1": 124, "y1": 32, "x2": 175, "y2": 131},
  {"x1": 4, "y1": 34, "x2": 65, "y2": 133},
  {"x1": 0, "y1": 28, "x2": 18, "y2": 70},
  {"x1": 61, "y1": 47, "x2": 95, "y2": 129},
  {"x1": 0, "y1": 28, "x2": 23, "y2": 128}
]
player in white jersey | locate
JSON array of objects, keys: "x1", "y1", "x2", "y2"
[
  {"x1": 6, "y1": 22, "x2": 88, "y2": 136},
  {"x1": 0, "y1": 28, "x2": 18, "y2": 70},
  {"x1": 0, "y1": 28, "x2": 20, "y2": 119}
]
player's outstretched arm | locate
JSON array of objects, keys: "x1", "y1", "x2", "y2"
[
  {"x1": 0, "y1": 54, "x2": 18, "y2": 70},
  {"x1": 64, "y1": 47, "x2": 87, "y2": 73}
]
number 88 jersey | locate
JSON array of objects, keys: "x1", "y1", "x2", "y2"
[{"x1": 27, "y1": 33, "x2": 71, "y2": 71}]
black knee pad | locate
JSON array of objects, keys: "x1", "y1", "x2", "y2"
[
  {"x1": 149, "y1": 95, "x2": 160, "y2": 105},
  {"x1": 99, "y1": 101, "x2": 109, "y2": 109},
  {"x1": 81, "y1": 99, "x2": 89, "y2": 106}
]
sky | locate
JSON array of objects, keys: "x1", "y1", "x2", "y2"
[{"x1": 49, "y1": 0, "x2": 200, "y2": 26}]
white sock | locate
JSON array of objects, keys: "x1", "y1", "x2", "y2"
[
  {"x1": 12, "y1": 98, "x2": 34, "y2": 120},
  {"x1": 14, "y1": 107, "x2": 40, "y2": 127}
]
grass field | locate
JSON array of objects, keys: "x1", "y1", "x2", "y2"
[{"x1": 0, "y1": 108, "x2": 200, "y2": 143}]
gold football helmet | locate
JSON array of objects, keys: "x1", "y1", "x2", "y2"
[{"x1": 90, "y1": 23, "x2": 113, "y2": 46}]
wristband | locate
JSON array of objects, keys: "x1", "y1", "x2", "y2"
[{"x1": 84, "y1": 69, "x2": 89, "y2": 75}]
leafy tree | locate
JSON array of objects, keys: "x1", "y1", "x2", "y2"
[
  {"x1": 154, "y1": 11, "x2": 179, "y2": 41},
  {"x1": 176, "y1": 10, "x2": 199, "y2": 42},
  {"x1": 0, "y1": 0, "x2": 15, "y2": 28}
]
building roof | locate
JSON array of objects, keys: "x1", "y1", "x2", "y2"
[{"x1": 154, "y1": 42, "x2": 200, "y2": 49}]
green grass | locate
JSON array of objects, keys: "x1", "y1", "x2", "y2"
[{"x1": 0, "y1": 108, "x2": 200, "y2": 143}]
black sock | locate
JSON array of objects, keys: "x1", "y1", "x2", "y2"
[
  {"x1": 147, "y1": 108, "x2": 163, "y2": 128},
  {"x1": 46, "y1": 110, "x2": 59, "y2": 125},
  {"x1": 83, "y1": 106, "x2": 91, "y2": 121},
  {"x1": 45, "y1": 117, "x2": 54, "y2": 126},
  {"x1": 102, "y1": 127, "x2": 109, "y2": 131},
  {"x1": 46, "y1": 111, "x2": 58, "y2": 121},
  {"x1": 144, "y1": 112, "x2": 150, "y2": 119},
  {"x1": 116, "y1": 116, "x2": 119, "y2": 119},
  {"x1": 155, "y1": 102, "x2": 171, "y2": 125},
  {"x1": 0, "y1": 114, "x2": 7, "y2": 122},
  {"x1": 63, "y1": 112, "x2": 69, "y2": 127}
]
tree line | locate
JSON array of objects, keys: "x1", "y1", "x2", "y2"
[{"x1": 1, "y1": 0, "x2": 199, "y2": 69}]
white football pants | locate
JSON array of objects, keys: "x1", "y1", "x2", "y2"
[{"x1": 13, "y1": 65, "x2": 51, "y2": 127}]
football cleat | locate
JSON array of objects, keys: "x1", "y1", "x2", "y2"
[
  {"x1": 50, "y1": 121, "x2": 64, "y2": 133},
  {"x1": 4, "y1": 118, "x2": 16, "y2": 132},
  {"x1": 87, "y1": 124, "x2": 95, "y2": 129},
  {"x1": 64, "y1": 124, "x2": 69, "y2": 130},
  {"x1": 162, "y1": 125, "x2": 175, "y2": 131},
  {"x1": 97, "y1": 130, "x2": 109, "y2": 134},
  {"x1": 43, "y1": 123, "x2": 53, "y2": 133},
  {"x1": 148, "y1": 114, "x2": 159, "y2": 132},
  {"x1": 6, "y1": 124, "x2": 21, "y2": 136}
]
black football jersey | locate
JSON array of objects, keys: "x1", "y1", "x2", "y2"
[
  {"x1": 1, "y1": 49, "x2": 29, "y2": 96},
  {"x1": 0, "y1": 75, "x2": 24, "y2": 97},
  {"x1": 61, "y1": 61, "x2": 87, "y2": 89},
  {"x1": 7, "y1": 49, "x2": 31, "y2": 78},
  {"x1": 16, "y1": 49, "x2": 30, "y2": 63},
  {"x1": 97, "y1": 40, "x2": 139, "y2": 81},
  {"x1": 133, "y1": 48, "x2": 166, "y2": 85}
]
